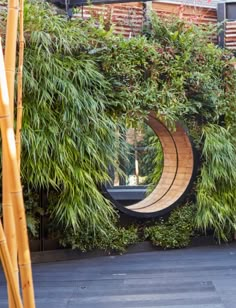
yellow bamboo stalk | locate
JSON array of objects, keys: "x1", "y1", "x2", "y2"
[
  {"x1": 0, "y1": 38, "x2": 35, "y2": 308},
  {"x1": 5, "y1": 0, "x2": 18, "y2": 118},
  {"x1": 0, "y1": 222, "x2": 23, "y2": 308},
  {"x1": 16, "y1": 0, "x2": 24, "y2": 170},
  {"x1": 1, "y1": 174, "x2": 18, "y2": 308},
  {"x1": 3, "y1": 0, "x2": 19, "y2": 306}
]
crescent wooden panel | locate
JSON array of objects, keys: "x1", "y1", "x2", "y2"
[{"x1": 108, "y1": 114, "x2": 197, "y2": 218}]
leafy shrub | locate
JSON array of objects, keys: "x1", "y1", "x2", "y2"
[
  {"x1": 98, "y1": 225, "x2": 139, "y2": 253},
  {"x1": 144, "y1": 204, "x2": 196, "y2": 249},
  {"x1": 60, "y1": 225, "x2": 139, "y2": 253},
  {"x1": 24, "y1": 188, "x2": 42, "y2": 238}
]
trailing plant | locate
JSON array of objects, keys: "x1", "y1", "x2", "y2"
[
  {"x1": 21, "y1": 0, "x2": 120, "y2": 235},
  {"x1": 196, "y1": 124, "x2": 236, "y2": 241},
  {"x1": 144, "y1": 204, "x2": 196, "y2": 249}
]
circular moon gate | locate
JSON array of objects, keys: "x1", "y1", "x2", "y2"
[{"x1": 106, "y1": 113, "x2": 197, "y2": 218}]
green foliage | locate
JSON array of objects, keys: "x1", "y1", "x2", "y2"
[
  {"x1": 143, "y1": 136, "x2": 163, "y2": 193},
  {"x1": 60, "y1": 224, "x2": 139, "y2": 253},
  {"x1": 22, "y1": 0, "x2": 119, "y2": 235},
  {"x1": 196, "y1": 124, "x2": 236, "y2": 241},
  {"x1": 144, "y1": 204, "x2": 196, "y2": 249},
  {"x1": 1, "y1": 0, "x2": 235, "y2": 244},
  {"x1": 24, "y1": 188, "x2": 42, "y2": 238},
  {"x1": 98, "y1": 15, "x2": 235, "y2": 126},
  {"x1": 136, "y1": 124, "x2": 163, "y2": 184}
]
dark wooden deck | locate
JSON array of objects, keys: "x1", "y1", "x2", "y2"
[{"x1": 1, "y1": 244, "x2": 236, "y2": 307}]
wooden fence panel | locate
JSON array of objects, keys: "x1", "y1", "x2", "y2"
[
  {"x1": 152, "y1": 2, "x2": 217, "y2": 42},
  {"x1": 225, "y1": 21, "x2": 236, "y2": 50},
  {"x1": 73, "y1": 2, "x2": 144, "y2": 37},
  {"x1": 152, "y1": 2, "x2": 217, "y2": 25}
]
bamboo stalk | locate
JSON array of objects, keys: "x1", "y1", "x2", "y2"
[
  {"x1": 0, "y1": 222, "x2": 23, "y2": 308},
  {"x1": 1, "y1": 173, "x2": 18, "y2": 308},
  {"x1": 0, "y1": 38, "x2": 35, "y2": 308},
  {"x1": 3, "y1": 0, "x2": 19, "y2": 306},
  {"x1": 16, "y1": 0, "x2": 24, "y2": 170},
  {"x1": 5, "y1": 0, "x2": 19, "y2": 118}
]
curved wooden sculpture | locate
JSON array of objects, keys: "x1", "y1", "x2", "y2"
[{"x1": 108, "y1": 113, "x2": 197, "y2": 218}]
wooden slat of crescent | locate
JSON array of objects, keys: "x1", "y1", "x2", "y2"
[{"x1": 128, "y1": 116, "x2": 178, "y2": 211}]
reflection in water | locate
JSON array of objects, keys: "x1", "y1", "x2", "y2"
[{"x1": 107, "y1": 123, "x2": 163, "y2": 205}]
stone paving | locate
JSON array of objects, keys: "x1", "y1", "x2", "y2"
[{"x1": 1, "y1": 244, "x2": 236, "y2": 307}]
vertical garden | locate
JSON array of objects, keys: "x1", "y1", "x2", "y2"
[{"x1": 1, "y1": 0, "x2": 236, "y2": 251}]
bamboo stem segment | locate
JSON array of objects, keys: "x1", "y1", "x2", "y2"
[
  {"x1": 0, "y1": 38, "x2": 36, "y2": 308},
  {"x1": 3, "y1": 0, "x2": 19, "y2": 306},
  {"x1": 0, "y1": 222, "x2": 23, "y2": 308},
  {"x1": 2, "y1": 182, "x2": 19, "y2": 308},
  {"x1": 5, "y1": 0, "x2": 19, "y2": 119},
  {"x1": 16, "y1": 0, "x2": 24, "y2": 170}
]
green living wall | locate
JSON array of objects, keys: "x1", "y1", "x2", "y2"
[{"x1": 1, "y1": 0, "x2": 236, "y2": 250}]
